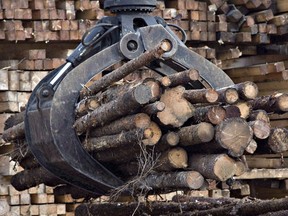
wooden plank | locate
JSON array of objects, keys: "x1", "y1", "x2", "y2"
[{"x1": 234, "y1": 168, "x2": 288, "y2": 179}]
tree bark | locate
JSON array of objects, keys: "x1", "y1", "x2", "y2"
[
  {"x1": 248, "y1": 109, "x2": 270, "y2": 123},
  {"x1": 88, "y1": 113, "x2": 151, "y2": 137},
  {"x1": 223, "y1": 105, "x2": 241, "y2": 118},
  {"x1": 155, "y1": 131, "x2": 179, "y2": 152},
  {"x1": 11, "y1": 166, "x2": 63, "y2": 191},
  {"x1": 183, "y1": 88, "x2": 219, "y2": 104},
  {"x1": 188, "y1": 154, "x2": 236, "y2": 181},
  {"x1": 249, "y1": 93, "x2": 288, "y2": 113},
  {"x1": 141, "y1": 101, "x2": 165, "y2": 115},
  {"x1": 2, "y1": 122, "x2": 25, "y2": 142},
  {"x1": 268, "y1": 128, "x2": 288, "y2": 153},
  {"x1": 216, "y1": 87, "x2": 239, "y2": 104},
  {"x1": 83, "y1": 129, "x2": 145, "y2": 152},
  {"x1": 157, "y1": 86, "x2": 195, "y2": 127},
  {"x1": 193, "y1": 106, "x2": 226, "y2": 125},
  {"x1": 215, "y1": 117, "x2": 253, "y2": 157},
  {"x1": 139, "y1": 171, "x2": 204, "y2": 190},
  {"x1": 159, "y1": 69, "x2": 199, "y2": 87},
  {"x1": 75, "y1": 96, "x2": 100, "y2": 117},
  {"x1": 74, "y1": 84, "x2": 155, "y2": 135},
  {"x1": 178, "y1": 122, "x2": 215, "y2": 146}
]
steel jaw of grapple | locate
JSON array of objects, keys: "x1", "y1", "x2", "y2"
[{"x1": 25, "y1": 24, "x2": 233, "y2": 195}]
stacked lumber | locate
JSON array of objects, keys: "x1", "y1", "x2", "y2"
[{"x1": 0, "y1": 182, "x2": 82, "y2": 215}]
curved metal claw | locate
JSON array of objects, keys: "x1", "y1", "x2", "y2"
[{"x1": 25, "y1": 24, "x2": 233, "y2": 195}]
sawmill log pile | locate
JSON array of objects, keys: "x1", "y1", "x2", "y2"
[{"x1": 3, "y1": 62, "x2": 288, "y2": 201}]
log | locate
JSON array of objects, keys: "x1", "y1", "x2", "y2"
[
  {"x1": 159, "y1": 69, "x2": 199, "y2": 87},
  {"x1": 178, "y1": 122, "x2": 215, "y2": 146},
  {"x1": 216, "y1": 87, "x2": 239, "y2": 104},
  {"x1": 2, "y1": 122, "x2": 25, "y2": 142},
  {"x1": 141, "y1": 101, "x2": 165, "y2": 115},
  {"x1": 188, "y1": 154, "x2": 236, "y2": 181},
  {"x1": 183, "y1": 88, "x2": 219, "y2": 104},
  {"x1": 249, "y1": 93, "x2": 288, "y2": 113},
  {"x1": 157, "y1": 86, "x2": 195, "y2": 127},
  {"x1": 155, "y1": 131, "x2": 179, "y2": 152},
  {"x1": 81, "y1": 40, "x2": 171, "y2": 97},
  {"x1": 75, "y1": 96, "x2": 100, "y2": 117},
  {"x1": 248, "y1": 109, "x2": 270, "y2": 123},
  {"x1": 11, "y1": 166, "x2": 63, "y2": 191},
  {"x1": 215, "y1": 117, "x2": 253, "y2": 157},
  {"x1": 85, "y1": 122, "x2": 161, "y2": 151},
  {"x1": 193, "y1": 106, "x2": 226, "y2": 125},
  {"x1": 139, "y1": 171, "x2": 204, "y2": 190},
  {"x1": 234, "y1": 168, "x2": 288, "y2": 179},
  {"x1": 234, "y1": 160, "x2": 248, "y2": 176},
  {"x1": 156, "y1": 147, "x2": 188, "y2": 171},
  {"x1": 88, "y1": 113, "x2": 151, "y2": 137},
  {"x1": 223, "y1": 105, "x2": 241, "y2": 118},
  {"x1": 245, "y1": 139, "x2": 258, "y2": 154},
  {"x1": 268, "y1": 128, "x2": 288, "y2": 153},
  {"x1": 74, "y1": 84, "x2": 155, "y2": 135},
  {"x1": 248, "y1": 120, "x2": 271, "y2": 139},
  {"x1": 230, "y1": 81, "x2": 259, "y2": 100},
  {"x1": 83, "y1": 129, "x2": 146, "y2": 152},
  {"x1": 235, "y1": 101, "x2": 251, "y2": 119}
]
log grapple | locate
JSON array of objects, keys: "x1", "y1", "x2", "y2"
[{"x1": 24, "y1": 0, "x2": 233, "y2": 196}]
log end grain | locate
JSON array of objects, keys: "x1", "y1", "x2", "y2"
[
  {"x1": 213, "y1": 155, "x2": 236, "y2": 181},
  {"x1": 223, "y1": 88, "x2": 239, "y2": 104},
  {"x1": 185, "y1": 171, "x2": 205, "y2": 189},
  {"x1": 241, "y1": 81, "x2": 259, "y2": 100},
  {"x1": 207, "y1": 106, "x2": 226, "y2": 125},
  {"x1": 197, "y1": 122, "x2": 215, "y2": 143},
  {"x1": 142, "y1": 122, "x2": 162, "y2": 146},
  {"x1": 168, "y1": 147, "x2": 188, "y2": 169},
  {"x1": 277, "y1": 93, "x2": 288, "y2": 112},
  {"x1": 216, "y1": 118, "x2": 253, "y2": 157},
  {"x1": 157, "y1": 86, "x2": 194, "y2": 127}
]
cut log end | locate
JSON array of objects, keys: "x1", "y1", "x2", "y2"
[
  {"x1": 197, "y1": 122, "x2": 215, "y2": 143},
  {"x1": 242, "y1": 81, "x2": 259, "y2": 100},
  {"x1": 142, "y1": 122, "x2": 162, "y2": 146},
  {"x1": 168, "y1": 148, "x2": 188, "y2": 169},
  {"x1": 224, "y1": 88, "x2": 239, "y2": 104},
  {"x1": 277, "y1": 94, "x2": 288, "y2": 112},
  {"x1": 185, "y1": 171, "x2": 205, "y2": 189},
  {"x1": 213, "y1": 154, "x2": 236, "y2": 181},
  {"x1": 207, "y1": 106, "x2": 226, "y2": 125},
  {"x1": 216, "y1": 118, "x2": 253, "y2": 157}
]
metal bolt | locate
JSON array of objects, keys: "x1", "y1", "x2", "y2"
[
  {"x1": 42, "y1": 89, "x2": 50, "y2": 97},
  {"x1": 127, "y1": 40, "x2": 138, "y2": 51}
]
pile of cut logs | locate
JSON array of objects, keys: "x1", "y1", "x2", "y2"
[{"x1": 2, "y1": 45, "x2": 288, "y2": 200}]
